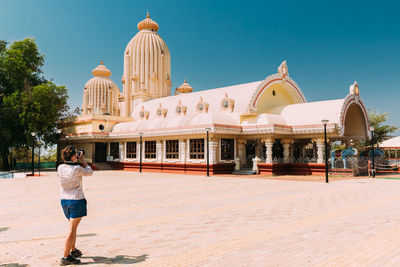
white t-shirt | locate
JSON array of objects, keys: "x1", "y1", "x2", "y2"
[{"x1": 57, "y1": 163, "x2": 93, "y2": 200}]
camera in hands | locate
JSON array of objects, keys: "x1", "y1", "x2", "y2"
[{"x1": 77, "y1": 149, "x2": 85, "y2": 157}]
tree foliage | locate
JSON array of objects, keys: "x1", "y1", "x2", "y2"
[
  {"x1": 0, "y1": 38, "x2": 70, "y2": 170},
  {"x1": 368, "y1": 110, "x2": 398, "y2": 145}
]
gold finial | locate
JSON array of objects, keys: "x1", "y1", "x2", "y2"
[
  {"x1": 147, "y1": 12, "x2": 150, "y2": 18},
  {"x1": 100, "y1": 60, "x2": 103, "y2": 65},
  {"x1": 184, "y1": 79, "x2": 187, "y2": 83}
]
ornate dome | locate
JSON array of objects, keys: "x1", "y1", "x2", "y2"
[
  {"x1": 82, "y1": 60, "x2": 121, "y2": 116},
  {"x1": 137, "y1": 12, "x2": 159, "y2": 32},
  {"x1": 175, "y1": 80, "x2": 193, "y2": 95},
  {"x1": 122, "y1": 12, "x2": 172, "y2": 116},
  {"x1": 92, "y1": 60, "x2": 111, "y2": 77}
]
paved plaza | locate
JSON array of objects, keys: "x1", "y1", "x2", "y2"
[{"x1": 1, "y1": 171, "x2": 400, "y2": 266}]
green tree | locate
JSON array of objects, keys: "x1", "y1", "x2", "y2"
[
  {"x1": 0, "y1": 38, "x2": 69, "y2": 170},
  {"x1": 368, "y1": 110, "x2": 398, "y2": 145}
]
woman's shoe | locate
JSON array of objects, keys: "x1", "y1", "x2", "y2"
[
  {"x1": 70, "y1": 248, "x2": 83, "y2": 258},
  {"x1": 60, "y1": 255, "x2": 81, "y2": 265}
]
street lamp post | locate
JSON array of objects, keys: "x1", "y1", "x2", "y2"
[
  {"x1": 371, "y1": 127, "x2": 375, "y2": 178},
  {"x1": 31, "y1": 132, "x2": 36, "y2": 175},
  {"x1": 321, "y1": 120, "x2": 329, "y2": 183},
  {"x1": 66, "y1": 135, "x2": 69, "y2": 146},
  {"x1": 56, "y1": 129, "x2": 62, "y2": 168},
  {"x1": 139, "y1": 133, "x2": 143, "y2": 173},
  {"x1": 38, "y1": 140, "x2": 42, "y2": 177},
  {"x1": 205, "y1": 128, "x2": 211, "y2": 177}
]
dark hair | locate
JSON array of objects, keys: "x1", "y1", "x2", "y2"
[{"x1": 61, "y1": 145, "x2": 77, "y2": 162}]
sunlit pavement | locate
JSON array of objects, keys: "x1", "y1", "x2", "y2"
[{"x1": 1, "y1": 171, "x2": 400, "y2": 266}]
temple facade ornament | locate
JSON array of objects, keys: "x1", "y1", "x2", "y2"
[
  {"x1": 175, "y1": 80, "x2": 193, "y2": 95},
  {"x1": 278, "y1": 60, "x2": 288, "y2": 79}
]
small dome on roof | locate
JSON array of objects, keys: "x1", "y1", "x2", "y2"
[
  {"x1": 92, "y1": 60, "x2": 111, "y2": 77},
  {"x1": 175, "y1": 80, "x2": 193, "y2": 95},
  {"x1": 137, "y1": 12, "x2": 159, "y2": 32}
]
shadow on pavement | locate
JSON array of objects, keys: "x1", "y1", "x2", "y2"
[
  {"x1": 80, "y1": 254, "x2": 148, "y2": 265},
  {"x1": 77, "y1": 233, "x2": 97, "y2": 237},
  {"x1": 0, "y1": 227, "x2": 9, "y2": 232},
  {"x1": 0, "y1": 264, "x2": 29, "y2": 267}
]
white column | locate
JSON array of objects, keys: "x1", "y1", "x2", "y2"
[
  {"x1": 314, "y1": 138, "x2": 325, "y2": 164},
  {"x1": 179, "y1": 139, "x2": 186, "y2": 163},
  {"x1": 186, "y1": 139, "x2": 190, "y2": 162},
  {"x1": 282, "y1": 139, "x2": 294, "y2": 163},
  {"x1": 263, "y1": 138, "x2": 274, "y2": 164},
  {"x1": 208, "y1": 138, "x2": 218, "y2": 164},
  {"x1": 119, "y1": 143, "x2": 125, "y2": 162},
  {"x1": 156, "y1": 140, "x2": 162, "y2": 163},
  {"x1": 238, "y1": 139, "x2": 246, "y2": 167}
]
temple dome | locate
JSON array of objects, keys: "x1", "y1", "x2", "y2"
[
  {"x1": 122, "y1": 12, "x2": 172, "y2": 116},
  {"x1": 175, "y1": 80, "x2": 193, "y2": 95},
  {"x1": 92, "y1": 60, "x2": 111, "y2": 77},
  {"x1": 137, "y1": 12, "x2": 159, "y2": 31},
  {"x1": 82, "y1": 60, "x2": 121, "y2": 116}
]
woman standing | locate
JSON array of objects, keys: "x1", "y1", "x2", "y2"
[{"x1": 58, "y1": 145, "x2": 93, "y2": 265}]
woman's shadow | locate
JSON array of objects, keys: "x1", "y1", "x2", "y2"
[{"x1": 80, "y1": 254, "x2": 147, "y2": 265}]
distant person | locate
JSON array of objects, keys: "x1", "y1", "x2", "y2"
[{"x1": 57, "y1": 145, "x2": 93, "y2": 265}]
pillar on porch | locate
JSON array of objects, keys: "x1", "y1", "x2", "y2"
[
  {"x1": 282, "y1": 139, "x2": 294, "y2": 163},
  {"x1": 262, "y1": 138, "x2": 274, "y2": 164},
  {"x1": 313, "y1": 138, "x2": 325, "y2": 164},
  {"x1": 238, "y1": 139, "x2": 246, "y2": 167},
  {"x1": 208, "y1": 138, "x2": 218, "y2": 164},
  {"x1": 119, "y1": 142, "x2": 125, "y2": 161},
  {"x1": 179, "y1": 139, "x2": 186, "y2": 163},
  {"x1": 156, "y1": 140, "x2": 163, "y2": 162}
]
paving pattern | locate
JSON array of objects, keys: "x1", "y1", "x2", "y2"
[{"x1": 1, "y1": 171, "x2": 400, "y2": 266}]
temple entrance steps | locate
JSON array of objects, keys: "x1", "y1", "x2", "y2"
[
  {"x1": 233, "y1": 168, "x2": 256, "y2": 175},
  {"x1": 91, "y1": 162, "x2": 116, "y2": 170}
]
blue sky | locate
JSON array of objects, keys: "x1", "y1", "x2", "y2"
[{"x1": 1, "y1": 0, "x2": 399, "y2": 131}]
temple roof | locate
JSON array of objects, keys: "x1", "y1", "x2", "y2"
[{"x1": 380, "y1": 136, "x2": 400, "y2": 148}]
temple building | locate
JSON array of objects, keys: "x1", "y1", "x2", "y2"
[{"x1": 61, "y1": 13, "x2": 371, "y2": 175}]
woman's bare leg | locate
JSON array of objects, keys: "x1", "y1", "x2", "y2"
[{"x1": 63, "y1": 217, "x2": 82, "y2": 258}]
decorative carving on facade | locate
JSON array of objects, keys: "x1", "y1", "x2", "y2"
[
  {"x1": 339, "y1": 84, "x2": 371, "y2": 139},
  {"x1": 196, "y1": 97, "x2": 209, "y2": 113},
  {"x1": 175, "y1": 100, "x2": 187, "y2": 115},
  {"x1": 139, "y1": 106, "x2": 150, "y2": 120},
  {"x1": 221, "y1": 92, "x2": 235, "y2": 112},
  {"x1": 248, "y1": 61, "x2": 306, "y2": 113},
  {"x1": 278, "y1": 60, "x2": 288, "y2": 79}
]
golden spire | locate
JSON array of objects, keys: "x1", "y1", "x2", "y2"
[
  {"x1": 92, "y1": 61, "x2": 111, "y2": 77},
  {"x1": 137, "y1": 12, "x2": 159, "y2": 31}
]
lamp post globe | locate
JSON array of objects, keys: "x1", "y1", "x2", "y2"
[{"x1": 321, "y1": 120, "x2": 329, "y2": 183}]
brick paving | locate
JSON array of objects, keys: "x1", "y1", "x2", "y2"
[{"x1": 1, "y1": 171, "x2": 400, "y2": 266}]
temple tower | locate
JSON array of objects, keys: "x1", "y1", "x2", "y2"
[
  {"x1": 82, "y1": 60, "x2": 121, "y2": 116},
  {"x1": 122, "y1": 12, "x2": 172, "y2": 116}
]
